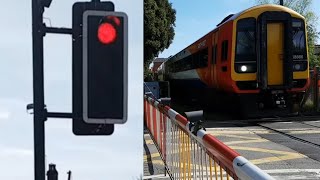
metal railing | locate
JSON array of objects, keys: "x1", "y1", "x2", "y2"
[
  {"x1": 301, "y1": 67, "x2": 320, "y2": 113},
  {"x1": 144, "y1": 95, "x2": 274, "y2": 180}
]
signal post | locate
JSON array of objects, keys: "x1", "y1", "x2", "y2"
[{"x1": 30, "y1": 0, "x2": 127, "y2": 179}]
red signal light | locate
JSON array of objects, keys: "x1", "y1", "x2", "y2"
[{"x1": 97, "y1": 23, "x2": 117, "y2": 44}]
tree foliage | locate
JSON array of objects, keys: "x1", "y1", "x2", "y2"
[
  {"x1": 144, "y1": 0, "x2": 176, "y2": 68},
  {"x1": 256, "y1": 0, "x2": 319, "y2": 67}
]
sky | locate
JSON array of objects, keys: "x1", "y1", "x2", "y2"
[
  {"x1": 0, "y1": 1, "x2": 142, "y2": 180},
  {"x1": 159, "y1": 0, "x2": 320, "y2": 59}
]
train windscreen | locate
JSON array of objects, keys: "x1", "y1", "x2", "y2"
[
  {"x1": 235, "y1": 18, "x2": 257, "y2": 73},
  {"x1": 292, "y1": 18, "x2": 308, "y2": 71}
]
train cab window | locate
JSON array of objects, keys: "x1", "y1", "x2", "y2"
[
  {"x1": 292, "y1": 18, "x2": 307, "y2": 71},
  {"x1": 292, "y1": 18, "x2": 307, "y2": 60},
  {"x1": 221, "y1": 40, "x2": 228, "y2": 61},
  {"x1": 235, "y1": 18, "x2": 256, "y2": 62}
]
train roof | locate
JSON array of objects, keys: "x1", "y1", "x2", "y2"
[
  {"x1": 167, "y1": 4, "x2": 305, "y2": 62},
  {"x1": 216, "y1": 4, "x2": 305, "y2": 28}
]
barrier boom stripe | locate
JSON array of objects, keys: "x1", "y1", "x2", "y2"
[{"x1": 202, "y1": 133, "x2": 240, "y2": 175}]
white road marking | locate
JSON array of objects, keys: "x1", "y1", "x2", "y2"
[
  {"x1": 143, "y1": 174, "x2": 168, "y2": 179},
  {"x1": 264, "y1": 169, "x2": 320, "y2": 174}
]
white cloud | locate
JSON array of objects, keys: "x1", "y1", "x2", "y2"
[
  {"x1": 0, "y1": 147, "x2": 33, "y2": 157},
  {"x1": 0, "y1": 0, "x2": 143, "y2": 179},
  {"x1": 0, "y1": 111, "x2": 10, "y2": 120}
]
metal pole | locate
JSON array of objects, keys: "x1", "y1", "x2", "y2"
[
  {"x1": 32, "y1": 0, "x2": 46, "y2": 179},
  {"x1": 280, "y1": 0, "x2": 283, "y2": 5},
  {"x1": 315, "y1": 67, "x2": 320, "y2": 112},
  {"x1": 67, "y1": 171, "x2": 72, "y2": 180}
]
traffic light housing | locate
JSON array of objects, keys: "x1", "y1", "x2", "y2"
[
  {"x1": 72, "y1": 2, "x2": 128, "y2": 135},
  {"x1": 83, "y1": 10, "x2": 128, "y2": 124}
]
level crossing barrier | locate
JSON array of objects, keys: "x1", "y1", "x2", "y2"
[{"x1": 144, "y1": 95, "x2": 274, "y2": 180}]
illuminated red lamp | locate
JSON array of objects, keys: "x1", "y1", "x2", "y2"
[{"x1": 97, "y1": 23, "x2": 117, "y2": 44}]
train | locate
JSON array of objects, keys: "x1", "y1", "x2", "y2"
[{"x1": 158, "y1": 4, "x2": 310, "y2": 117}]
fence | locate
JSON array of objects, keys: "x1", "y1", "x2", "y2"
[
  {"x1": 301, "y1": 67, "x2": 320, "y2": 113},
  {"x1": 144, "y1": 95, "x2": 274, "y2": 180}
]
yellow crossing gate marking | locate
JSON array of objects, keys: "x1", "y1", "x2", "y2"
[
  {"x1": 144, "y1": 127, "x2": 311, "y2": 173},
  {"x1": 217, "y1": 134, "x2": 263, "y2": 140},
  {"x1": 229, "y1": 146, "x2": 306, "y2": 165},
  {"x1": 207, "y1": 129, "x2": 320, "y2": 135},
  {"x1": 144, "y1": 139, "x2": 154, "y2": 145},
  {"x1": 144, "y1": 152, "x2": 161, "y2": 160},
  {"x1": 224, "y1": 139, "x2": 268, "y2": 145},
  {"x1": 207, "y1": 130, "x2": 272, "y2": 135},
  {"x1": 206, "y1": 131, "x2": 307, "y2": 165}
]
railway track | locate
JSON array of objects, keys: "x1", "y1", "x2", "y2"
[
  {"x1": 254, "y1": 122, "x2": 320, "y2": 149},
  {"x1": 171, "y1": 101, "x2": 320, "y2": 149}
]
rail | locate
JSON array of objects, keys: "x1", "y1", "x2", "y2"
[{"x1": 144, "y1": 95, "x2": 274, "y2": 180}]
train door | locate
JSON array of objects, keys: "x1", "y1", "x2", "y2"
[
  {"x1": 211, "y1": 32, "x2": 218, "y2": 88},
  {"x1": 257, "y1": 12, "x2": 293, "y2": 89},
  {"x1": 267, "y1": 23, "x2": 284, "y2": 86}
]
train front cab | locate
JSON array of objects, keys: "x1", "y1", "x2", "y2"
[{"x1": 231, "y1": 5, "x2": 309, "y2": 116}]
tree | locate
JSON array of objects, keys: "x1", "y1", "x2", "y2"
[
  {"x1": 256, "y1": 0, "x2": 319, "y2": 67},
  {"x1": 144, "y1": 0, "x2": 176, "y2": 68}
]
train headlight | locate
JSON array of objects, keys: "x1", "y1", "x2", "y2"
[
  {"x1": 235, "y1": 63, "x2": 256, "y2": 73},
  {"x1": 293, "y1": 61, "x2": 307, "y2": 71},
  {"x1": 240, "y1": 65, "x2": 247, "y2": 72},
  {"x1": 294, "y1": 64, "x2": 301, "y2": 71}
]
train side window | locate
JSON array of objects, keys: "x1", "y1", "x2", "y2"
[
  {"x1": 221, "y1": 40, "x2": 228, "y2": 61},
  {"x1": 180, "y1": 59, "x2": 186, "y2": 71},
  {"x1": 168, "y1": 63, "x2": 174, "y2": 72},
  {"x1": 178, "y1": 61, "x2": 182, "y2": 71},
  {"x1": 173, "y1": 61, "x2": 179, "y2": 72},
  {"x1": 192, "y1": 53, "x2": 199, "y2": 68},
  {"x1": 199, "y1": 48, "x2": 208, "y2": 67},
  {"x1": 184, "y1": 55, "x2": 192, "y2": 71}
]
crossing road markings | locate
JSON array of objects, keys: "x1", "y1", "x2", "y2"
[
  {"x1": 144, "y1": 144, "x2": 305, "y2": 166},
  {"x1": 142, "y1": 174, "x2": 167, "y2": 179},
  {"x1": 220, "y1": 134, "x2": 262, "y2": 140},
  {"x1": 207, "y1": 130, "x2": 272, "y2": 135},
  {"x1": 144, "y1": 152, "x2": 161, "y2": 160},
  {"x1": 145, "y1": 139, "x2": 154, "y2": 145},
  {"x1": 207, "y1": 132, "x2": 307, "y2": 165},
  {"x1": 144, "y1": 159, "x2": 164, "y2": 166},
  {"x1": 225, "y1": 139, "x2": 268, "y2": 145},
  {"x1": 144, "y1": 128, "x2": 312, "y2": 168},
  {"x1": 263, "y1": 169, "x2": 320, "y2": 179},
  {"x1": 207, "y1": 128, "x2": 320, "y2": 135},
  {"x1": 289, "y1": 130, "x2": 320, "y2": 134},
  {"x1": 263, "y1": 169, "x2": 320, "y2": 174},
  {"x1": 229, "y1": 146, "x2": 306, "y2": 165}
]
